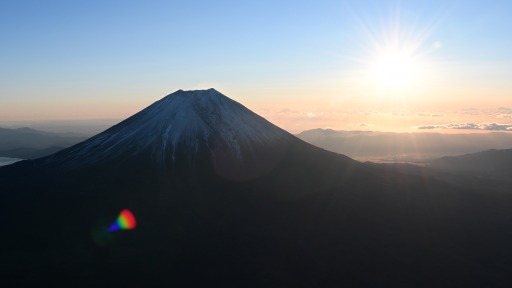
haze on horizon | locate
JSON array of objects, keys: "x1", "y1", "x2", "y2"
[{"x1": 1, "y1": 0, "x2": 512, "y2": 134}]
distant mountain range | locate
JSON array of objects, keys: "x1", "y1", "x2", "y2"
[
  {"x1": 428, "y1": 148, "x2": 512, "y2": 180},
  {"x1": 0, "y1": 127, "x2": 88, "y2": 159},
  {"x1": 1, "y1": 89, "x2": 512, "y2": 287},
  {"x1": 297, "y1": 129, "x2": 512, "y2": 162},
  {"x1": 3, "y1": 121, "x2": 511, "y2": 163}
]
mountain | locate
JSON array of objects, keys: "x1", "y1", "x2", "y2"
[
  {"x1": 39, "y1": 88, "x2": 299, "y2": 181},
  {"x1": 1, "y1": 89, "x2": 512, "y2": 287},
  {"x1": 0, "y1": 127, "x2": 88, "y2": 159},
  {"x1": 429, "y1": 148, "x2": 512, "y2": 180},
  {"x1": 297, "y1": 128, "x2": 512, "y2": 163}
]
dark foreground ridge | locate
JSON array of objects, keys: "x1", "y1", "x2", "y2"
[{"x1": 1, "y1": 89, "x2": 512, "y2": 287}]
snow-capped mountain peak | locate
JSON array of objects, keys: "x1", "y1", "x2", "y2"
[{"x1": 44, "y1": 89, "x2": 293, "y2": 173}]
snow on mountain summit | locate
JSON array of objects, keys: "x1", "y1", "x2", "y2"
[{"x1": 44, "y1": 89, "x2": 293, "y2": 172}]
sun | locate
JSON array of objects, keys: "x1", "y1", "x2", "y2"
[
  {"x1": 346, "y1": 3, "x2": 440, "y2": 95},
  {"x1": 370, "y1": 46, "x2": 418, "y2": 90}
]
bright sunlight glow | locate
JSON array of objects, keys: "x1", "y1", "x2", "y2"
[
  {"x1": 348, "y1": 4, "x2": 441, "y2": 97},
  {"x1": 371, "y1": 47, "x2": 418, "y2": 90}
]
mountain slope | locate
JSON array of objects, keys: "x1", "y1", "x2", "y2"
[{"x1": 1, "y1": 89, "x2": 512, "y2": 287}]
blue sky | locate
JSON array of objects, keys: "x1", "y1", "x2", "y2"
[{"x1": 1, "y1": 0, "x2": 512, "y2": 132}]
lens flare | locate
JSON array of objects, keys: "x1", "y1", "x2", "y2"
[{"x1": 109, "y1": 209, "x2": 136, "y2": 232}]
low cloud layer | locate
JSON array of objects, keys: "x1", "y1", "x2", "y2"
[
  {"x1": 459, "y1": 107, "x2": 512, "y2": 118},
  {"x1": 416, "y1": 123, "x2": 512, "y2": 131},
  {"x1": 416, "y1": 113, "x2": 444, "y2": 117}
]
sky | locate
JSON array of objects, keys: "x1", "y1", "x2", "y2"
[{"x1": 1, "y1": 0, "x2": 512, "y2": 133}]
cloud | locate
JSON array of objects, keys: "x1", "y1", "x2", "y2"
[
  {"x1": 448, "y1": 123, "x2": 480, "y2": 129},
  {"x1": 416, "y1": 125, "x2": 437, "y2": 130},
  {"x1": 459, "y1": 108, "x2": 481, "y2": 116},
  {"x1": 455, "y1": 107, "x2": 512, "y2": 119},
  {"x1": 391, "y1": 112, "x2": 444, "y2": 117},
  {"x1": 416, "y1": 113, "x2": 444, "y2": 117},
  {"x1": 416, "y1": 123, "x2": 512, "y2": 131},
  {"x1": 495, "y1": 108, "x2": 512, "y2": 118},
  {"x1": 483, "y1": 123, "x2": 512, "y2": 130},
  {"x1": 306, "y1": 112, "x2": 317, "y2": 118}
]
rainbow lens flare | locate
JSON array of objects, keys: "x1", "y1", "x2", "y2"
[{"x1": 109, "y1": 209, "x2": 137, "y2": 232}]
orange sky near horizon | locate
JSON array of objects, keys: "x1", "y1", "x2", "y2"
[{"x1": 1, "y1": 84, "x2": 510, "y2": 134}]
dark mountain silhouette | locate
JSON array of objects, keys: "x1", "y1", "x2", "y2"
[
  {"x1": 1, "y1": 89, "x2": 512, "y2": 287},
  {"x1": 0, "y1": 127, "x2": 88, "y2": 159},
  {"x1": 429, "y1": 148, "x2": 512, "y2": 180}
]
